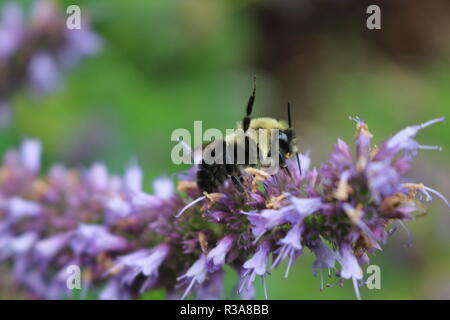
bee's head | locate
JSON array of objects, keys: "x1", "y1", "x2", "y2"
[{"x1": 279, "y1": 128, "x2": 297, "y2": 159}]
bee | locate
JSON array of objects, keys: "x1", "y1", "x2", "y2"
[{"x1": 196, "y1": 78, "x2": 301, "y2": 193}]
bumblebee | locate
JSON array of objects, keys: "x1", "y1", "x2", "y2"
[{"x1": 196, "y1": 78, "x2": 301, "y2": 193}]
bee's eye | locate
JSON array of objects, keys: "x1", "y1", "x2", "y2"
[{"x1": 279, "y1": 133, "x2": 288, "y2": 142}]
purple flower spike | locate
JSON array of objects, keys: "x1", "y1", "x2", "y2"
[{"x1": 0, "y1": 116, "x2": 447, "y2": 300}]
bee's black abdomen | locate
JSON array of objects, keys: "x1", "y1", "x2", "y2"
[
  {"x1": 197, "y1": 177, "x2": 215, "y2": 193},
  {"x1": 196, "y1": 137, "x2": 255, "y2": 193},
  {"x1": 197, "y1": 161, "x2": 242, "y2": 193},
  {"x1": 197, "y1": 162, "x2": 224, "y2": 193},
  {"x1": 196, "y1": 165, "x2": 213, "y2": 193}
]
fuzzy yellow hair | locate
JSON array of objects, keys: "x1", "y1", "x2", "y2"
[
  {"x1": 236, "y1": 117, "x2": 289, "y2": 131},
  {"x1": 229, "y1": 117, "x2": 289, "y2": 163}
]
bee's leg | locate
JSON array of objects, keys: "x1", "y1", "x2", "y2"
[
  {"x1": 225, "y1": 164, "x2": 246, "y2": 194},
  {"x1": 279, "y1": 152, "x2": 294, "y2": 181},
  {"x1": 231, "y1": 174, "x2": 250, "y2": 200},
  {"x1": 230, "y1": 175, "x2": 245, "y2": 193},
  {"x1": 214, "y1": 164, "x2": 228, "y2": 188},
  {"x1": 283, "y1": 166, "x2": 294, "y2": 181},
  {"x1": 281, "y1": 160, "x2": 294, "y2": 181}
]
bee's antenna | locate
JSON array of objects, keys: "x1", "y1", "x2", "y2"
[
  {"x1": 287, "y1": 102, "x2": 302, "y2": 176},
  {"x1": 243, "y1": 76, "x2": 256, "y2": 132},
  {"x1": 287, "y1": 102, "x2": 292, "y2": 128},
  {"x1": 296, "y1": 154, "x2": 302, "y2": 176}
]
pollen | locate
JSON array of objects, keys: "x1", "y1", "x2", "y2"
[
  {"x1": 97, "y1": 252, "x2": 115, "y2": 273},
  {"x1": 203, "y1": 192, "x2": 225, "y2": 206},
  {"x1": 0, "y1": 168, "x2": 10, "y2": 183},
  {"x1": 244, "y1": 167, "x2": 270, "y2": 192},
  {"x1": 198, "y1": 232, "x2": 209, "y2": 254},
  {"x1": 344, "y1": 203, "x2": 363, "y2": 224},
  {"x1": 402, "y1": 183, "x2": 425, "y2": 197},
  {"x1": 354, "y1": 122, "x2": 373, "y2": 140},
  {"x1": 370, "y1": 144, "x2": 379, "y2": 159},
  {"x1": 31, "y1": 179, "x2": 50, "y2": 199},
  {"x1": 352, "y1": 234, "x2": 372, "y2": 256},
  {"x1": 266, "y1": 194, "x2": 287, "y2": 209},
  {"x1": 380, "y1": 192, "x2": 410, "y2": 212},
  {"x1": 334, "y1": 179, "x2": 352, "y2": 201},
  {"x1": 177, "y1": 180, "x2": 198, "y2": 193}
]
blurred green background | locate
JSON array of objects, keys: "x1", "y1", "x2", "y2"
[{"x1": 1, "y1": 0, "x2": 449, "y2": 299}]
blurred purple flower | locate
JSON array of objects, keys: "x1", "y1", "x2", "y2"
[
  {"x1": 4, "y1": 197, "x2": 41, "y2": 221},
  {"x1": 86, "y1": 163, "x2": 109, "y2": 192},
  {"x1": 0, "y1": 117, "x2": 448, "y2": 300},
  {"x1": 124, "y1": 161, "x2": 143, "y2": 193},
  {"x1": 20, "y1": 139, "x2": 42, "y2": 173},
  {"x1": 60, "y1": 22, "x2": 103, "y2": 67},
  {"x1": 70, "y1": 224, "x2": 128, "y2": 256},
  {"x1": 0, "y1": 2, "x2": 23, "y2": 60},
  {"x1": 106, "y1": 244, "x2": 170, "y2": 294},
  {"x1": 34, "y1": 232, "x2": 74, "y2": 261},
  {"x1": 28, "y1": 52, "x2": 61, "y2": 94},
  {"x1": 0, "y1": 0, "x2": 103, "y2": 126}
]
